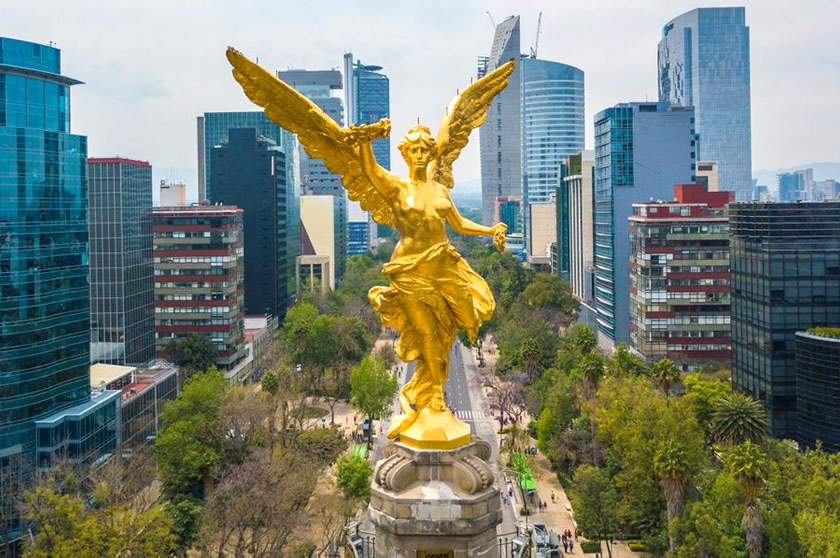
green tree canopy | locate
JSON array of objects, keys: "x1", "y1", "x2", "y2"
[
  {"x1": 647, "y1": 358, "x2": 681, "y2": 397},
  {"x1": 569, "y1": 465, "x2": 619, "y2": 558},
  {"x1": 350, "y1": 355, "x2": 397, "y2": 446},
  {"x1": 336, "y1": 455, "x2": 373, "y2": 502},
  {"x1": 163, "y1": 333, "x2": 217, "y2": 376},
  {"x1": 710, "y1": 392, "x2": 768, "y2": 447},
  {"x1": 154, "y1": 367, "x2": 227, "y2": 498}
]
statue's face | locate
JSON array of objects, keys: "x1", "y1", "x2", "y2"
[{"x1": 403, "y1": 140, "x2": 432, "y2": 171}]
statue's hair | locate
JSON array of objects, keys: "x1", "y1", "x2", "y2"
[{"x1": 398, "y1": 124, "x2": 436, "y2": 159}]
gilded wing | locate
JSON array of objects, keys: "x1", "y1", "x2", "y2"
[
  {"x1": 226, "y1": 47, "x2": 395, "y2": 227},
  {"x1": 429, "y1": 60, "x2": 517, "y2": 188}
]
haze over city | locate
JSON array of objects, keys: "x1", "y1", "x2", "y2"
[{"x1": 5, "y1": 0, "x2": 839, "y2": 199}]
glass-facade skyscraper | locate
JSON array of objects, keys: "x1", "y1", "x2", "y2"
[
  {"x1": 0, "y1": 37, "x2": 90, "y2": 539},
  {"x1": 276, "y1": 68, "x2": 347, "y2": 282},
  {"x1": 593, "y1": 102, "x2": 696, "y2": 348},
  {"x1": 212, "y1": 128, "x2": 297, "y2": 318},
  {"x1": 520, "y1": 58, "x2": 584, "y2": 207},
  {"x1": 729, "y1": 202, "x2": 840, "y2": 438},
  {"x1": 658, "y1": 7, "x2": 752, "y2": 201},
  {"x1": 343, "y1": 53, "x2": 390, "y2": 255},
  {"x1": 88, "y1": 157, "x2": 155, "y2": 366},
  {"x1": 197, "y1": 111, "x2": 300, "y2": 204},
  {"x1": 479, "y1": 15, "x2": 522, "y2": 226}
]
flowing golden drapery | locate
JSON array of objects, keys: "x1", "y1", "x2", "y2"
[{"x1": 369, "y1": 241, "x2": 494, "y2": 437}]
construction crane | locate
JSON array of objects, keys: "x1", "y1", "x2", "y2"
[
  {"x1": 486, "y1": 10, "x2": 496, "y2": 29},
  {"x1": 529, "y1": 12, "x2": 543, "y2": 58}
]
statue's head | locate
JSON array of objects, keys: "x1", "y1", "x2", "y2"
[{"x1": 398, "y1": 124, "x2": 436, "y2": 171}]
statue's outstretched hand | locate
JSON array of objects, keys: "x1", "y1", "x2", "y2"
[
  {"x1": 492, "y1": 223, "x2": 507, "y2": 252},
  {"x1": 347, "y1": 118, "x2": 391, "y2": 145}
]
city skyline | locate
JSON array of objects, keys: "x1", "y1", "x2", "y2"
[{"x1": 5, "y1": 0, "x2": 838, "y2": 200}]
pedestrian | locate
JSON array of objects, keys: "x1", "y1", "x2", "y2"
[
  {"x1": 551, "y1": 490, "x2": 556, "y2": 503},
  {"x1": 575, "y1": 530, "x2": 579, "y2": 542},
  {"x1": 563, "y1": 540, "x2": 568, "y2": 553},
  {"x1": 568, "y1": 540, "x2": 573, "y2": 552},
  {"x1": 562, "y1": 532, "x2": 566, "y2": 544}
]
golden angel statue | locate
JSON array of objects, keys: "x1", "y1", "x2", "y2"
[{"x1": 227, "y1": 48, "x2": 514, "y2": 449}]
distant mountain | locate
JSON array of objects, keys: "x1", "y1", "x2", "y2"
[
  {"x1": 754, "y1": 162, "x2": 840, "y2": 187},
  {"x1": 454, "y1": 177, "x2": 481, "y2": 194}
]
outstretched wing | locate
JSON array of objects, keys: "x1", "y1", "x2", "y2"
[
  {"x1": 226, "y1": 47, "x2": 395, "y2": 227},
  {"x1": 429, "y1": 60, "x2": 517, "y2": 189}
]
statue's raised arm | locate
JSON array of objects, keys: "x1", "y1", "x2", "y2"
[{"x1": 226, "y1": 47, "x2": 398, "y2": 227}]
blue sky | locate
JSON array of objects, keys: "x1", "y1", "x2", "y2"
[{"x1": 5, "y1": 0, "x2": 838, "y2": 199}]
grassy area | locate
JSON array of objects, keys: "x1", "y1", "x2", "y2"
[{"x1": 302, "y1": 406, "x2": 329, "y2": 419}]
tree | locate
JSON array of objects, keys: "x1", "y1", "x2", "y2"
[
  {"x1": 336, "y1": 455, "x2": 373, "y2": 502},
  {"x1": 295, "y1": 425, "x2": 348, "y2": 467},
  {"x1": 683, "y1": 373, "x2": 731, "y2": 433},
  {"x1": 647, "y1": 358, "x2": 681, "y2": 398},
  {"x1": 653, "y1": 439, "x2": 690, "y2": 552},
  {"x1": 710, "y1": 392, "x2": 768, "y2": 447},
  {"x1": 608, "y1": 344, "x2": 646, "y2": 377},
  {"x1": 565, "y1": 324, "x2": 596, "y2": 355},
  {"x1": 282, "y1": 302, "x2": 320, "y2": 364},
  {"x1": 23, "y1": 469, "x2": 176, "y2": 558},
  {"x1": 261, "y1": 370, "x2": 279, "y2": 396},
  {"x1": 163, "y1": 333, "x2": 217, "y2": 380},
  {"x1": 350, "y1": 355, "x2": 397, "y2": 448},
  {"x1": 569, "y1": 465, "x2": 619, "y2": 558},
  {"x1": 575, "y1": 352, "x2": 606, "y2": 394},
  {"x1": 521, "y1": 273, "x2": 579, "y2": 327},
  {"x1": 726, "y1": 442, "x2": 768, "y2": 558},
  {"x1": 519, "y1": 337, "x2": 541, "y2": 382},
  {"x1": 154, "y1": 367, "x2": 227, "y2": 498},
  {"x1": 199, "y1": 449, "x2": 315, "y2": 556}
]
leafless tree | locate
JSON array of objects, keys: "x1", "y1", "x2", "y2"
[{"x1": 199, "y1": 448, "x2": 316, "y2": 557}]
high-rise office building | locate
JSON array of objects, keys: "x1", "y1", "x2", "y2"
[
  {"x1": 211, "y1": 128, "x2": 298, "y2": 318},
  {"x1": 277, "y1": 68, "x2": 347, "y2": 281},
  {"x1": 478, "y1": 16, "x2": 585, "y2": 251},
  {"x1": 777, "y1": 169, "x2": 813, "y2": 202},
  {"x1": 479, "y1": 15, "x2": 522, "y2": 226},
  {"x1": 559, "y1": 151, "x2": 594, "y2": 303},
  {"x1": 159, "y1": 180, "x2": 186, "y2": 206},
  {"x1": 593, "y1": 102, "x2": 697, "y2": 348},
  {"x1": 197, "y1": 111, "x2": 300, "y2": 203},
  {"x1": 520, "y1": 58, "x2": 585, "y2": 207},
  {"x1": 696, "y1": 161, "x2": 719, "y2": 192},
  {"x1": 343, "y1": 53, "x2": 389, "y2": 255},
  {"x1": 300, "y1": 195, "x2": 343, "y2": 290},
  {"x1": 729, "y1": 201, "x2": 840, "y2": 438},
  {"x1": 658, "y1": 7, "x2": 752, "y2": 201},
  {"x1": 629, "y1": 184, "x2": 733, "y2": 370},
  {"x1": 152, "y1": 206, "x2": 248, "y2": 381},
  {"x1": 795, "y1": 329, "x2": 840, "y2": 452},
  {"x1": 0, "y1": 37, "x2": 90, "y2": 541},
  {"x1": 88, "y1": 157, "x2": 155, "y2": 366}
]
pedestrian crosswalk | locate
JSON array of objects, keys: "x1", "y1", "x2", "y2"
[{"x1": 454, "y1": 409, "x2": 487, "y2": 421}]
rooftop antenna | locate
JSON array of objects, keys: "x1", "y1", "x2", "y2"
[
  {"x1": 486, "y1": 11, "x2": 496, "y2": 29},
  {"x1": 529, "y1": 12, "x2": 543, "y2": 58}
]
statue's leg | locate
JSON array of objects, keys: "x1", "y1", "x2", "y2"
[{"x1": 397, "y1": 297, "x2": 448, "y2": 412}]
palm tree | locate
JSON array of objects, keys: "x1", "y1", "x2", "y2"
[
  {"x1": 653, "y1": 439, "x2": 690, "y2": 553},
  {"x1": 710, "y1": 392, "x2": 768, "y2": 446},
  {"x1": 647, "y1": 358, "x2": 681, "y2": 398},
  {"x1": 577, "y1": 352, "x2": 605, "y2": 395},
  {"x1": 519, "y1": 338, "x2": 540, "y2": 382},
  {"x1": 726, "y1": 441, "x2": 768, "y2": 558}
]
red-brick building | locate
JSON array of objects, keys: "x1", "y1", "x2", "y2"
[
  {"x1": 152, "y1": 205, "x2": 247, "y2": 374},
  {"x1": 629, "y1": 184, "x2": 734, "y2": 371}
]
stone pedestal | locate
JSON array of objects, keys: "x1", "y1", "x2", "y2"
[{"x1": 369, "y1": 439, "x2": 502, "y2": 558}]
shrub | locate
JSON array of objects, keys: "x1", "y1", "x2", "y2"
[
  {"x1": 520, "y1": 507, "x2": 530, "y2": 516},
  {"x1": 580, "y1": 540, "x2": 601, "y2": 553},
  {"x1": 628, "y1": 542, "x2": 647, "y2": 552}
]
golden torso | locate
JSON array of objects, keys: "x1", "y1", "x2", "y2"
[{"x1": 391, "y1": 178, "x2": 452, "y2": 260}]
